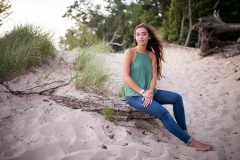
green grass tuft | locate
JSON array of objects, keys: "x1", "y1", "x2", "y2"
[
  {"x1": 73, "y1": 50, "x2": 111, "y2": 94},
  {"x1": 102, "y1": 106, "x2": 114, "y2": 122},
  {"x1": 0, "y1": 24, "x2": 55, "y2": 81},
  {"x1": 117, "y1": 83, "x2": 125, "y2": 97}
]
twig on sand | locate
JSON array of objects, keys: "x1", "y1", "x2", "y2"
[{"x1": 0, "y1": 77, "x2": 74, "y2": 95}]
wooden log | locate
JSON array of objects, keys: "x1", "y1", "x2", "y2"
[{"x1": 49, "y1": 94, "x2": 155, "y2": 121}]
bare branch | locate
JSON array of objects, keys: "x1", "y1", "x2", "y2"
[
  {"x1": 107, "y1": 26, "x2": 124, "y2": 46},
  {"x1": 0, "y1": 77, "x2": 74, "y2": 95}
]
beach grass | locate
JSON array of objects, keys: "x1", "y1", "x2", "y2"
[
  {"x1": 73, "y1": 47, "x2": 111, "y2": 94},
  {"x1": 117, "y1": 83, "x2": 125, "y2": 97},
  {"x1": 0, "y1": 24, "x2": 55, "y2": 82},
  {"x1": 102, "y1": 106, "x2": 114, "y2": 122}
]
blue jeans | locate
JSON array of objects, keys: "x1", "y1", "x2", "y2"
[{"x1": 126, "y1": 90, "x2": 193, "y2": 144}]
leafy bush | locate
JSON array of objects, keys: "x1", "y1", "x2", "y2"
[{"x1": 0, "y1": 24, "x2": 55, "y2": 81}]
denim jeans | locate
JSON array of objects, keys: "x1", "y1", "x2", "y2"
[{"x1": 126, "y1": 90, "x2": 193, "y2": 144}]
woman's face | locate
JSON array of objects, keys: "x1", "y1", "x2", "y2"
[{"x1": 135, "y1": 27, "x2": 150, "y2": 46}]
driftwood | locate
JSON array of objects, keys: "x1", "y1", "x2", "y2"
[
  {"x1": 1, "y1": 79, "x2": 154, "y2": 121},
  {"x1": 0, "y1": 78, "x2": 73, "y2": 95},
  {"x1": 49, "y1": 94, "x2": 154, "y2": 121},
  {"x1": 193, "y1": 11, "x2": 240, "y2": 57}
]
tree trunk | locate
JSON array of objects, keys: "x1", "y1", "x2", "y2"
[
  {"x1": 184, "y1": 0, "x2": 192, "y2": 46},
  {"x1": 179, "y1": 10, "x2": 186, "y2": 40}
]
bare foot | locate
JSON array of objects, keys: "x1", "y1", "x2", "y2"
[{"x1": 188, "y1": 139, "x2": 214, "y2": 151}]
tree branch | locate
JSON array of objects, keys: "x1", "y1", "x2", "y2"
[
  {"x1": 107, "y1": 26, "x2": 124, "y2": 46},
  {"x1": 0, "y1": 77, "x2": 74, "y2": 95}
]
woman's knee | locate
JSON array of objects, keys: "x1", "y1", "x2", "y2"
[
  {"x1": 174, "y1": 92, "x2": 183, "y2": 103},
  {"x1": 147, "y1": 104, "x2": 170, "y2": 119}
]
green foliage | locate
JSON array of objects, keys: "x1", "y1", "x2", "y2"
[
  {"x1": 0, "y1": 24, "x2": 55, "y2": 82},
  {"x1": 102, "y1": 106, "x2": 114, "y2": 122},
  {"x1": 177, "y1": 26, "x2": 188, "y2": 45},
  {"x1": 59, "y1": 23, "x2": 99, "y2": 50},
  {"x1": 0, "y1": 0, "x2": 12, "y2": 26},
  {"x1": 160, "y1": 0, "x2": 187, "y2": 44},
  {"x1": 80, "y1": 41, "x2": 111, "y2": 54},
  {"x1": 62, "y1": 0, "x2": 240, "y2": 50},
  {"x1": 73, "y1": 48, "x2": 111, "y2": 94},
  {"x1": 62, "y1": 0, "x2": 164, "y2": 52}
]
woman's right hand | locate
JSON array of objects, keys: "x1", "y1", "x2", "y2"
[
  {"x1": 142, "y1": 89, "x2": 154, "y2": 98},
  {"x1": 142, "y1": 90, "x2": 154, "y2": 107}
]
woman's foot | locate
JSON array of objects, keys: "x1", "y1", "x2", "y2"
[{"x1": 188, "y1": 139, "x2": 214, "y2": 151}]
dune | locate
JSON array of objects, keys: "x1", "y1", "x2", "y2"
[{"x1": 0, "y1": 44, "x2": 240, "y2": 160}]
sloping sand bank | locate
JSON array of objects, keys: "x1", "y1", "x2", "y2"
[{"x1": 0, "y1": 44, "x2": 240, "y2": 160}]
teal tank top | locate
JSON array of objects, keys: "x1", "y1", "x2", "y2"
[{"x1": 124, "y1": 51, "x2": 157, "y2": 96}]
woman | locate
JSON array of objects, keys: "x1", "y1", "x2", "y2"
[{"x1": 122, "y1": 23, "x2": 213, "y2": 151}]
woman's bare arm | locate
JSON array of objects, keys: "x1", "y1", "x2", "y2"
[
  {"x1": 122, "y1": 49, "x2": 142, "y2": 94},
  {"x1": 148, "y1": 51, "x2": 158, "y2": 92}
]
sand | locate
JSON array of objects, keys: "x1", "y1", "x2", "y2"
[{"x1": 0, "y1": 44, "x2": 240, "y2": 160}]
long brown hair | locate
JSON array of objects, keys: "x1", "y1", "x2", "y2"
[{"x1": 134, "y1": 23, "x2": 164, "y2": 80}]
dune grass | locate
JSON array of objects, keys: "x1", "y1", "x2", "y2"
[
  {"x1": 102, "y1": 106, "x2": 120, "y2": 122},
  {"x1": 117, "y1": 83, "x2": 125, "y2": 97},
  {"x1": 73, "y1": 48, "x2": 111, "y2": 94},
  {"x1": 102, "y1": 106, "x2": 114, "y2": 122},
  {"x1": 0, "y1": 24, "x2": 55, "y2": 82}
]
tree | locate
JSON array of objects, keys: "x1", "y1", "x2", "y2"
[
  {"x1": 184, "y1": 0, "x2": 192, "y2": 46},
  {"x1": 161, "y1": 0, "x2": 187, "y2": 44},
  {"x1": 59, "y1": 23, "x2": 98, "y2": 50},
  {"x1": 0, "y1": 0, "x2": 12, "y2": 26},
  {"x1": 61, "y1": 0, "x2": 170, "y2": 52}
]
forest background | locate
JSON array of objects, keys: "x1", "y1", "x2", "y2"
[
  {"x1": 59, "y1": 0, "x2": 240, "y2": 52},
  {"x1": 0, "y1": 0, "x2": 240, "y2": 52}
]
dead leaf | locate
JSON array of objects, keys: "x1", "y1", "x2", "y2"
[{"x1": 98, "y1": 144, "x2": 107, "y2": 149}]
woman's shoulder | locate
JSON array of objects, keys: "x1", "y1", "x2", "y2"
[
  {"x1": 124, "y1": 48, "x2": 136, "y2": 57},
  {"x1": 147, "y1": 50, "x2": 156, "y2": 59},
  {"x1": 124, "y1": 48, "x2": 135, "y2": 54}
]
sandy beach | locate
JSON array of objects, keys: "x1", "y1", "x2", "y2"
[{"x1": 0, "y1": 44, "x2": 240, "y2": 160}]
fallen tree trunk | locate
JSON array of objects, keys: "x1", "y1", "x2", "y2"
[
  {"x1": 1, "y1": 80, "x2": 154, "y2": 121},
  {"x1": 193, "y1": 11, "x2": 240, "y2": 57},
  {"x1": 49, "y1": 94, "x2": 155, "y2": 121}
]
